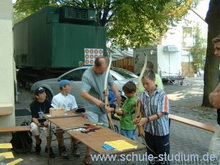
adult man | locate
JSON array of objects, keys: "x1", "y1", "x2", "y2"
[
  {"x1": 209, "y1": 35, "x2": 220, "y2": 162},
  {"x1": 80, "y1": 56, "x2": 121, "y2": 127},
  {"x1": 30, "y1": 87, "x2": 55, "y2": 158},
  {"x1": 80, "y1": 56, "x2": 121, "y2": 164},
  {"x1": 51, "y1": 79, "x2": 80, "y2": 158}
]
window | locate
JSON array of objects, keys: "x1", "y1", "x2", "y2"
[{"x1": 62, "y1": 69, "x2": 86, "y2": 81}]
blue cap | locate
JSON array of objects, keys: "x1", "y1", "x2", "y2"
[{"x1": 59, "y1": 79, "x2": 71, "y2": 88}]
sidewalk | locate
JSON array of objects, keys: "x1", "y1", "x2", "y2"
[{"x1": 1, "y1": 77, "x2": 217, "y2": 164}]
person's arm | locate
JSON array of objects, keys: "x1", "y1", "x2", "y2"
[
  {"x1": 112, "y1": 108, "x2": 125, "y2": 116},
  {"x1": 111, "y1": 84, "x2": 122, "y2": 107},
  {"x1": 80, "y1": 70, "x2": 105, "y2": 107},
  {"x1": 209, "y1": 83, "x2": 220, "y2": 108},
  {"x1": 30, "y1": 102, "x2": 41, "y2": 126},
  {"x1": 51, "y1": 96, "x2": 59, "y2": 108},
  {"x1": 80, "y1": 91, "x2": 105, "y2": 107},
  {"x1": 136, "y1": 112, "x2": 163, "y2": 126},
  {"x1": 134, "y1": 93, "x2": 168, "y2": 126},
  {"x1": 32, "y1": 117, "x2": 42, "y2": 126},
  {"x1": 70, "y1": 96, "x2": 78, "y2": 113}
]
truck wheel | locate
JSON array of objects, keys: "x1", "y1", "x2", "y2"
[{"x1": 44, "y1": 89, "x2": 52, "y2": 102}]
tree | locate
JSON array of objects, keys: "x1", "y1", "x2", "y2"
[
  {"x1": 14, "y1": 0, "x2": 197, "y2": 48},
  {"x1": 189, "y1": 25, "x2": 206, "y2": 74},
  {"x1": 203, "y1": 0, "x2": 220, "y2": 107}
]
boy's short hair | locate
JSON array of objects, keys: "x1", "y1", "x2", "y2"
[
  {"x1": 212, "y1": 35, "x2": 220, "y2": 44},
  {"x1": 122, "y1": 81, "x2": 136, "y2": 93},
  {"x1": 147, "y1": 61, "x2": 154, "y2": 70},
  {"x1": 143, "y1": 70, "x2": 155, "y2": 81}
]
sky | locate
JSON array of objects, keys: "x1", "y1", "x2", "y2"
[
  {"x1": 11, "y1": 0, "x2": 210, "y2": 16},
  {"x1": 194, "y1": 0, "x2": 209, "y2": 20}
]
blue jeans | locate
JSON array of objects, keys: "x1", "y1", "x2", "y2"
[
  {"x1": 86, "y1": 110, "x2": 108, "y2": 128},
  {"x1": 121, "y1": 129, "x2": 136, "y2": 140},
  {"x1": 145, "y1": 132, "x2": 170, "y2": 165}
]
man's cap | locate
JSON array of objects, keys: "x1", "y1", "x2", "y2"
[
  {"x1": 59, "y1": 79, "x2": 71, "y2": 88},
  {"x1": 34, "y1": 87, "x2": 45, "y2": 95}
]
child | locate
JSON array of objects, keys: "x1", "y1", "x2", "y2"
[
  {"x1": 112, "y1": 81, "x2": 137, "y2": 140},
  {"x1": 30, "y1": 87, "x2": 55, "y2": 158},
  {"x1": 134, "y1": 70, "x2": 170, "y2": 165},
  {"x1": 51, "y1": 79, "x2": 80, "y2": 158}
]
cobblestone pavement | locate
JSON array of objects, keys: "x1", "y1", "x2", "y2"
[{"x1": 1, "y1": 77, "x2": 218, "y2": 165}]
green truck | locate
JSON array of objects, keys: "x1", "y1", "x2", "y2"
[{"x1": 14, "y1": 6, "x2": 106, "y2": 87}]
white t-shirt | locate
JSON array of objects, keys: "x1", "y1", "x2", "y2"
[{"x1": 51, "y1": 93, "x2": 78, "y2": 112}]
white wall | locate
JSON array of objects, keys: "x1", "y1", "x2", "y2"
[{"x1": 0, "y1": 0, "x2": 15, "y2": 126}]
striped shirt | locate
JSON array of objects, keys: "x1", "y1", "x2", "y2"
[{"x1": 139, "y1": 87, "x2": 169, "y2": 136}]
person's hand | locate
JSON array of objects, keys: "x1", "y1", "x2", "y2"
[
  {"x1": 43, "y1": 120, "x2": 49, "y2": 127},
  {"x1": 94, "y1": 99, "x2": 105, "y2": 107},
  {"x1": 105, "y1": 106, "x2": 114, "y2": 113},
  {"x1": 81, "y1": 113, "x2": 87, "y2": 118},
  {"x1": 133, "y1": 117, "x2": 147, "y2": 126},
  {"x1": 133, "y1": 118, "x2": 140, "y2": 125},
  {"x1": 71, "y1": 109, "x2": 76, "y2": 113},
  {"x1": 116, "y1": 94, "x2": 122, "y2": 107}
]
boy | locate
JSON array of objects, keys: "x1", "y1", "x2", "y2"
[
  {"x1": 112, "y1": 81, "x2": 137, "y2": 140},
  {"x1": 134, "y1": 70, "x2": 170, "y2": 165},
  {"x1": 30, "y1": 87, "x2": 55, "y2": 158},
  {"x1": 138, "y1": 61, "x2": 164, "y2": 92},
  {"x1": 51, "y1": 79, "x2": 80, "y2": 158}
]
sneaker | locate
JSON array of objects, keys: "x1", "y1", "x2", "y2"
[
  {"x1": 59, "y1": 146, "x2": 69, "y2": 159},
  {"x1": 35, "y1": 139, "x2": 42, "y2": 154},
  {"x1": 45, "y1": 146, "x2": 55, "y2": 158},
  {"x1": 72, "y1": 144, "x2": 80, "y2": 158}
]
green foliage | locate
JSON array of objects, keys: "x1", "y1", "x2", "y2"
[
  {"x1": 189, "y1": 25, "x2": 206, "y2": 72},
  {"x1": 13, "y1": 0, "x2": 196, "y2": 48}
]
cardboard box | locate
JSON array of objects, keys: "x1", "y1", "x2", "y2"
[{"x1": 49, "y1": 108, "x2": 65, "y2": 117}]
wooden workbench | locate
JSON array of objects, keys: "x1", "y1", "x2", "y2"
[{"x1": 47, "y1": 115, "x2": 145, "y2": 154}]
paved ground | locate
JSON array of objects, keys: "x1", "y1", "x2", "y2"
[{"x1": 1, "y1": 77, "x2": 218, "y2": 165}]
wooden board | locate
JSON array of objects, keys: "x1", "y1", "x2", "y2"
[
  {"x1": 49, "y1": 116, "x2": 90, "y2": 129},
  {"x1": 68, "y1": 128, "x2": 145, "y2": 154},
  {"x1": 0, "y1": 126, "x2": 30, "y2": 133},
  {"x1": 48, "y1": 116, "x2": 145, "y2": 154},
  {"x1": 169, "y1": 114, "x2": 216, "y2": 133}
]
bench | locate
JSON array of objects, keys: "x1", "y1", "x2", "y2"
[
  {"x1": 169, "y1": 114, "x2": 216, "y2": 133},
  {"x1": 0, "y1": 126, "x2": 30, "y2": 133}
]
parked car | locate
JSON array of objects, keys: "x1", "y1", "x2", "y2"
[{"x1": 31, "y1": 66, "x2": 138, "y2": 108}]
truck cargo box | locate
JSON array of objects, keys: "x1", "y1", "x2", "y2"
[{"x1": 14, "y1": 6, "x2": 106, "y2": 69}]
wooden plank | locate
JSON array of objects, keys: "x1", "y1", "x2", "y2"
[
  {"x1": 49, "y1": 116, "x2": 145, "y2": 154},
  {"x1": 49, "y1": 116, "x2": 90, "y2": 129},
  {"x1": 0, "y1": 126, "x2": 30, "y2": 133},
  {"x1": 68, "y1": 127, "x2": 145, "y2": 154},
  {"x1": 169, "y1": 114, "x2": 216, "y2": 133}
]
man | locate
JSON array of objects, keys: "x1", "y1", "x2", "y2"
[
  {"x1": 30, "y1": 87, "x2": 55, "y2": 158},
  {"x1": 209, "y1": 34, "x2": 220, "y2": 162},
  {"x1": 80, "y1": 56, "x2": 121, "y2": 127},
  {"x1": 51, "y1": 79, "x2": 80, "y2": 159},
  {"x1": 80, "y1": 56, "x2": 121, "y2": 164}
]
